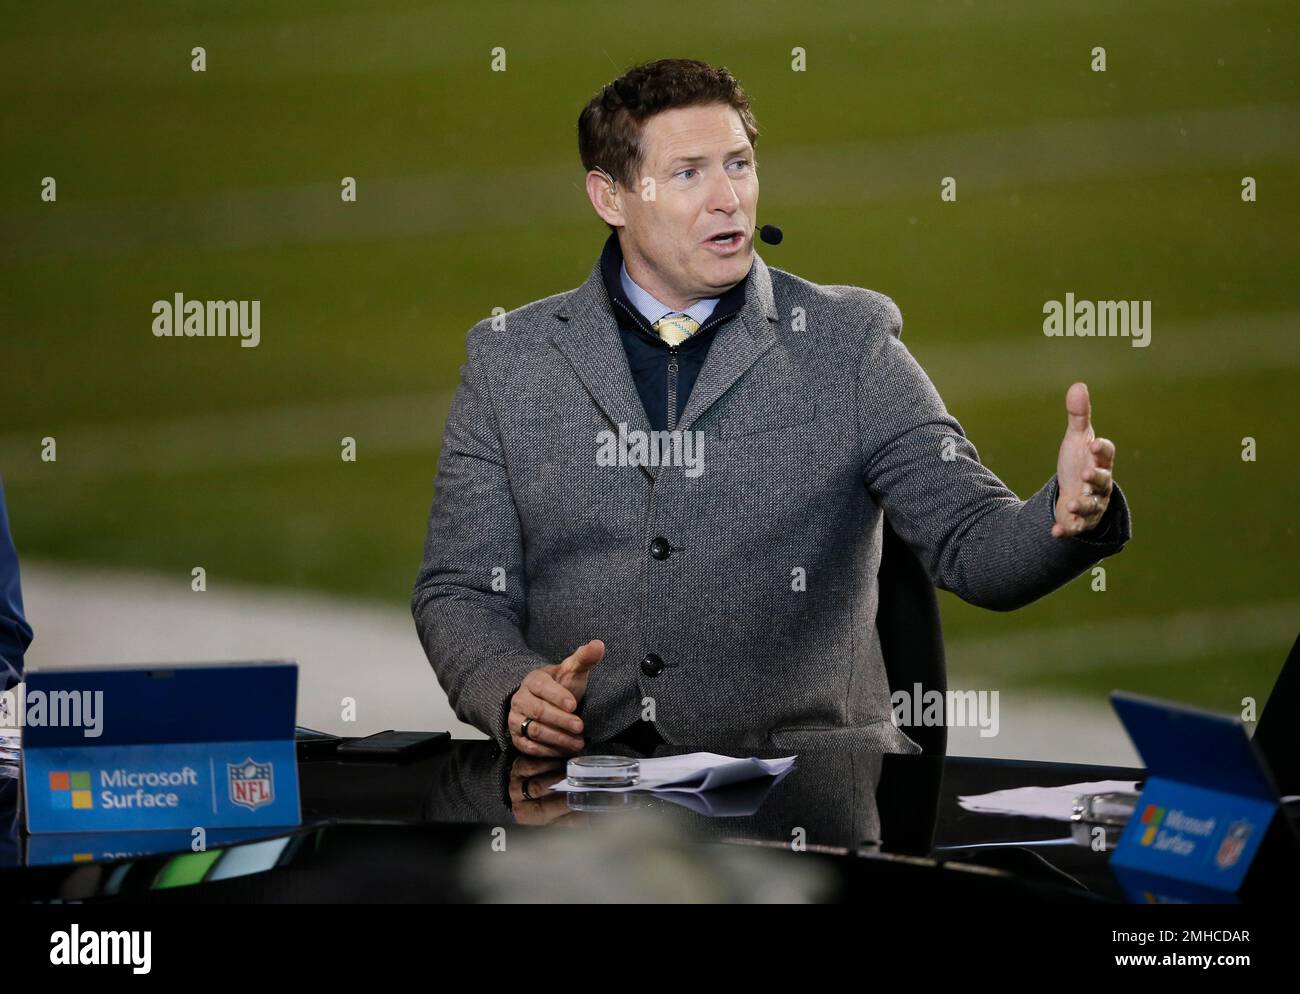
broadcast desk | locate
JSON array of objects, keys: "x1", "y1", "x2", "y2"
[{"x1": 2, "y1": 734, "x2": 1160, "y2": 903}]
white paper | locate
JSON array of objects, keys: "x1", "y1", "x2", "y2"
[
  {"x1": 957, "y1": 780, "x2": 1141, "y2": 821},
  {"x1": 550, "y1": 752, "x2": 797, "y2": 794}
]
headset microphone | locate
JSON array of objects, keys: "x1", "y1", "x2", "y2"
[{"x1": 759, "y1": 224, "x2": 783, "y2": 245}]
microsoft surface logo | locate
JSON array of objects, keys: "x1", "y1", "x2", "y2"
[
  {"x1": 1139, "y1": 803, "x2": 1165, "y2": 845},
  {"x1": 49, "y1": 771, "x2": 94, "y2": 810}
]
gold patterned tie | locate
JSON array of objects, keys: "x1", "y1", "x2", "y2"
[{"x1": 652, "y1": 313, "x2": 700, "y2": 348}]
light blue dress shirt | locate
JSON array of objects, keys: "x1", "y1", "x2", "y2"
[{"x1": 620, "y1": 261, "x2": 719, "y2": 329}]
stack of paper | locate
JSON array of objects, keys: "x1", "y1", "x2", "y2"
[
  {"x1": 957, "y1": 780, "x2": 1141, "y2": 821},
  {"x1": 550, "y1": 752, "x2": 796, "y2": 794}
]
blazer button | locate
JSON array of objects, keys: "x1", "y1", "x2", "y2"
[
  {"x1": 649, "y1": 537, "x2": 671, "y2": 560},
  {"x1": 640, "y1": 653, "x2": 665, "y2": 677}
]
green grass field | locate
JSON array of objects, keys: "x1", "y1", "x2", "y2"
[{"x1": 1, "y1": 1, "x2": 1296, "y2": 716}]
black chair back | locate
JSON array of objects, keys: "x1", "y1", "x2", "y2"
[
  {"x1": 1254, "y1": 631, "x2": 1300, "y2": 795},
  {"x1": 876, "y1": 516, "x2": 948, "y2": 755}
]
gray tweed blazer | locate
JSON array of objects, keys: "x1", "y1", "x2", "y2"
[{"x1": 412, "y1": 247, "x2": 1132, "y2": 752}]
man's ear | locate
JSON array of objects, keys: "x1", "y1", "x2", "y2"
[{"x1": 585, "y1": 169, "x2": 623, "y2": 229}]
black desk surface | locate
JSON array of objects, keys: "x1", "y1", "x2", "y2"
[{"x1": 2, "y1": 735, "x2": 1154, "y2": 903}]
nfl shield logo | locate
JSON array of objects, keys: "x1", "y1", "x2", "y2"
[
  {"x1": 1215, "y1": 819, "x2": 1252, "y2": 870},
  {"x1": 228, "y1": 758, "x2": 275, "y2": 811}
]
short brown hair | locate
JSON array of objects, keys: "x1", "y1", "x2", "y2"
[{"x1": 578, "y1": 58, "x2": 760, "y2": 230}]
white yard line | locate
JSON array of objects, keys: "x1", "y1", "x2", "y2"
[
  {"x1": 2, "y1": 310, "x2": 1295, "y2": 484},
  {"x1": 948, "y1": 599, "x2": 1300, "y2": 680},
  {"x1": 0, "y1": 389, "x2": 457, "y2": 485},
  {"x1": 20, "y1": 560, "x2": 1291, "y2": 765},
  {"x1": 18, "y1": 560, "x2": 483, "y2": 742},
  {"x1": 4, "y1": 103, "x2": 1296, "y2": 260},
  {"x1": 776, "y1": 102, "x2": 1300, "y2": 207},
  {"x1": 943, "y1": 693, "x2": 1141, "y2": 767},
  {"x1": 913, "y1": 311, "x2": 1300, "y2": 405}
]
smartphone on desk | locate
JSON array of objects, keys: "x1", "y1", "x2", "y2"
[
  {"x1": 335, "y1": 730, "x2": 451, "y2": 762},
  {"x1": 295, "y1": 726, "x2": 343, "y2": 760}
]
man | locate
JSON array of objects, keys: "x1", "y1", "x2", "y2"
[{"x1": 412, "y1": 59, "x2": 1131, "y2": 758}]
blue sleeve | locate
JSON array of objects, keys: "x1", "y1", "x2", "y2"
[{"x1": 0, "y1": 480, "x2": 33, "y2": 691}]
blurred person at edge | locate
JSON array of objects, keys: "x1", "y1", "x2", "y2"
[
  {"x1": 0, "y1": 478, "x2": 31, "y2": 694},
  {"x1": 0, "y1": 478, "x2": 33, "y2": 867}
]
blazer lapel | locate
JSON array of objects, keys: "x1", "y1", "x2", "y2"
[
  {"x1": 678, "y1": 251, "x2": 779, "y2": 433},
  {"x1": 550, "y1": 260, "x2": 658, "y2": 455}
]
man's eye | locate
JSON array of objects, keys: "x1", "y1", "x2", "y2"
[{"x1": 674, "y1": 162, "x2": 751, "y2": 180}]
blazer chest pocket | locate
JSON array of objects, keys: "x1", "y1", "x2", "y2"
[{"x1": 715, "y1": 401, "x2": 821, "y2": 439}]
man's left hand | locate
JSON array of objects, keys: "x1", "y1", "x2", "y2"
[{"x1": 1052, "y1": 382, "x2": 1117, "y2": 539}]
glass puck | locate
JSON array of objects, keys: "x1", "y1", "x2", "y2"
[
  {"x1": 567, "y1": 755, "x2": 640, "y2": 788},
  {"x1": 566, "y1": 791, "x2": 644, "y2": 812}
]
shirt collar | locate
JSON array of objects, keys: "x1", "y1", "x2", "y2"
[
  {"x1": 619, "y1": 260, "x2": 720, "y2": 327},
  {"x1": 598, "y1": 231, "x2": 750, "y2": 344}
]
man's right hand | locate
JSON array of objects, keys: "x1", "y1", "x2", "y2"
[
  {"x1": 508, "y1": 639, "x2": 605, "y2": 757},
  {"x1": 507, "y1": 756, "x2": 583, "y2": 827}
]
